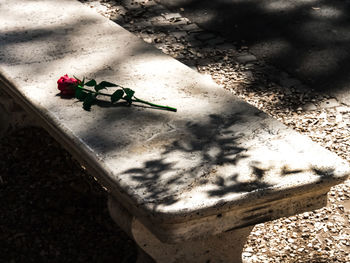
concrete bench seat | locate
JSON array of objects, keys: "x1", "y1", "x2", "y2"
[{"x1": 0, "y1": 0, "x2": 349, "y2": 262}]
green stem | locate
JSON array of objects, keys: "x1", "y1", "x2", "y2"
[
  {"x1": 133, "y1": 96, "x2": 177, "y2": 112},
  {"x1": 79, "y1": 87, "x2": 177, "y2": 112},
  {"x1": 80, "y1": 87, "x2": 110, "y2": 97}
]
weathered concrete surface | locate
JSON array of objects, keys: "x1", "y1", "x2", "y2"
[
  {"x1": 0, "y1": 0, "x2": 349, "y2": 247},
  {"x1": 109, "y1": 194, "x2": 253, "y2": 263}
]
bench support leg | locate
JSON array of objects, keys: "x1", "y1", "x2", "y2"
[
  {"x1": 108, "y1": 195, "x2": 253, "y2": 263},
  {"x1": 0, "y1": 89, "x2": 38, "y2": 137}
]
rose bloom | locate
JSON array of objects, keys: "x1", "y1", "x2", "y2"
[{"x1": 57, "y1": 74, "x2": 80, "y2": 96}]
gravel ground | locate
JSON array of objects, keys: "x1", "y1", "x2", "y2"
[{"x1": 1, "y1": 0, "x2": 350, "y2": 262}]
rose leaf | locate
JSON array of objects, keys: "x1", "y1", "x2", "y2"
[
  {"x1": 75, "y1": 88, "x2": 89, "y2": 101},
  {"x1": 123, "y1": 88, "x2": 135, "y2": 104},
  {"x1": 85, "y1": 79, "x2": 97, "y2": 87},
  {"x1": 83, "y1": 93, "x2": 95, "y2": 111},
  {"x1": 111, "y1": 89, "x2": 124, "y2": 103},
  {"x1": 99, "y1": 81, "x2": 118, "y2": 88}
]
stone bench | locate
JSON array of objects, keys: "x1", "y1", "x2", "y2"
[{"x1": 0, "y1": 0, "x2": 349, "y2": 262}]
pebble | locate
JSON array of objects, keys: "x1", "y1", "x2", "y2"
[
  {"x1": 182, "y1": 23, "x2": 202, "y2": 32},
  {"x1": 287, "y1": 238, "x2": 295, "y2": 243},
  {"x1": 236, "y1": 54, "x2": 257, "y2": 64},
  {"x1": 171, "y1": 31, "x2": 187, "y2": 39},
  {"x1": 161, "y1": 12, "x2": 182, "y2": 20},
  {"x1": 320, "y1": 98, "x2": 340, "y2": 108},
  {"x1": 336, "y1": 106, "x2": 350, "y2": 113},
  {"x1": 245, "y1": 247, "x2": 254, "y2": 253},
  {"x1": 303, "y1": 102, "x2": 317, "y2": 111},
  {"x1": 143, "y1": 37, "x2": 153, "y2": 43}
]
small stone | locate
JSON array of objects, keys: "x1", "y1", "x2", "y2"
[
  {"x1": 303, "y1": 103, "x2": 317, "y2": 111},
  {"x1": 242, "y1": 252, "x2": 252, "y2": 257},
  {"x1": 170, "y1": 17, "x2": 187, "y2": 25},
  {"x1": 336, "y1": 106, "x2": 350, "y2": 113},
  {"x1": 319, "y1": 112, "x2": 327, "y2": 119},
  {"x1": 245, "y1": 247, "x2": 254, "y2": 253},
  {"x1": 143, "y1": 37, "x2": 153, "y2": 44},
  {"x1": 319, "y1": 98, "x2": 339, "y2": 108},
  {"x1": 171, "y1": 31, "x2": 187, "y2": 39},
  {"x1": 237, "y1": 54, "x2": 257, "y2": 64},
  {"x1": 327, "y1": 222, "x2": 334, "y2": 228},
  {"x1": 335, "y1": 114, "x2": 343, "y2": 123},
  {"x1": 173, "y1": 53, "x2": 185, "y2": 59},
  {"x1": 288, "y1": 238, "x2": 295, "y2": 243},
  {"x1": 150, "y1": 15, "x2": 165, "y2": 22},
  {"x1": 161, "y1": 12, "x2": 182, "y2": 20}
]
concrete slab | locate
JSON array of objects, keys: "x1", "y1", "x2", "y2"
[{"x1": 0, "y1": 0, "x2": 349, "y2": 245}]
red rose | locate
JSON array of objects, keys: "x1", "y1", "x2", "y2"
[{"x1": 57, "y1": 74, "x2": 80, "y2": 96}]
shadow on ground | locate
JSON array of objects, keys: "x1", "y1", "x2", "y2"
[
  {"x1": 0, "y1": 127, "x2": 136, "y2": 262},
  {"x1": 156, "y1": 0, "x2": 350, "y2": 99}
]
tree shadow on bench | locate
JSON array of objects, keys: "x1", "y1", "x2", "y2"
[
  {"x1": 120, "y1": 106, "x2": 341, "y2": 214},
  {"x1": 122, "y1": 112, "x2": 251, "y2": 206},
  {"x1": 208, "y1": 170, "x2": 272, "y2": 198}
]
